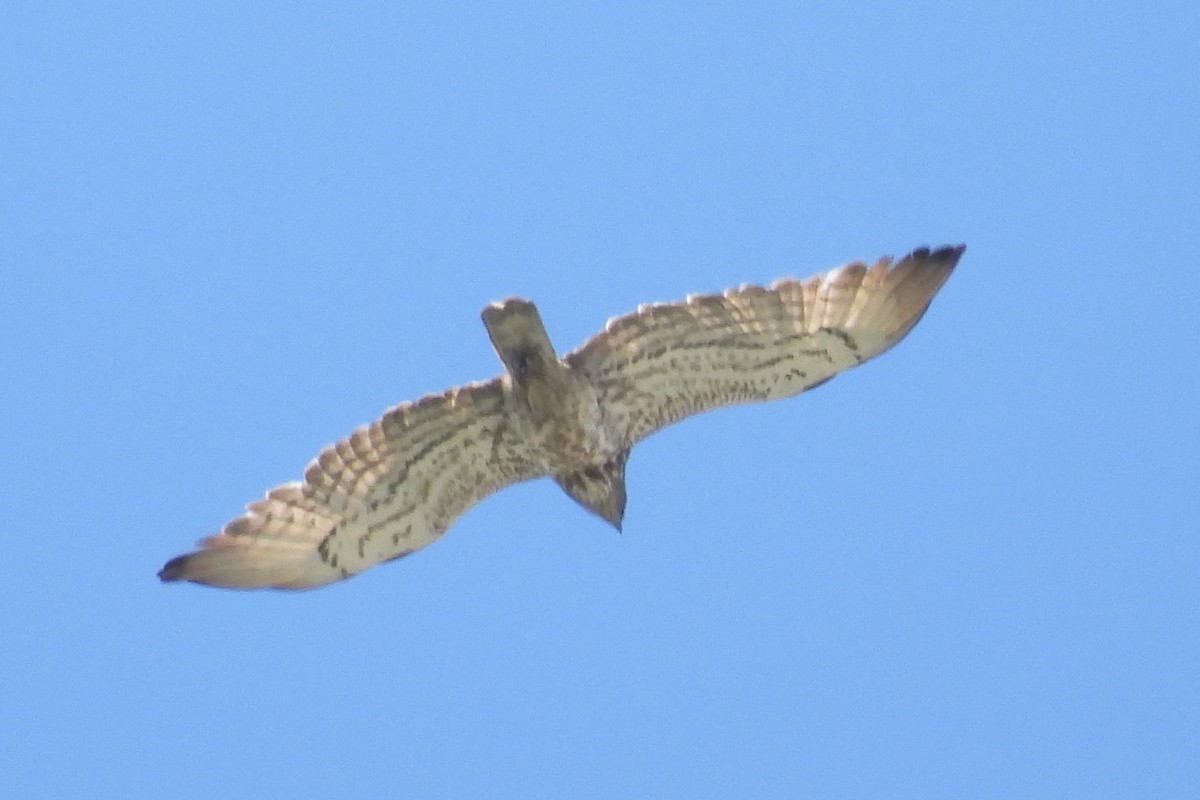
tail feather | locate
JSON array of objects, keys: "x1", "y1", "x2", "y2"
[{"x1": 481, "y1": 298, "x2": 557, "y2": 377}]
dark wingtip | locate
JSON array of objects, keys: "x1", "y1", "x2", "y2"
[
  {"x1": 899, "y1": 244, "x2": 966, "y2": 284},
  {"x1": 158, "y1": 554, "x2": 190, "y2": 583},
  {"x1": 919, "y1": 243, "x2": 967, "y2": 265}
]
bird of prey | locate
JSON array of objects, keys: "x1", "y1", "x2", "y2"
[{"x1": 159, "y1": 244, "x2": 963, "y2": 590}]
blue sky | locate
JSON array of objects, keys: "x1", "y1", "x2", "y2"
[{"x1": 3, "y1": 2, "x2": 1197, "y2": 797}]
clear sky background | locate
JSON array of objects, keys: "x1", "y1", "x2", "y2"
[{"x1": 3, "y1": 2, "x2": 1197, "y2": 797}]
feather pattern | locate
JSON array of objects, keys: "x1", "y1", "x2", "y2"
[
  {"x1": 159, "y1": 378, "x2": 540, "y2": 589},
  {"x1": 564, "y1": 245, "x2": 962, "y2": 447},
  {"x1": 159, "y1": 245, "x2": 961, "y2": 590}
]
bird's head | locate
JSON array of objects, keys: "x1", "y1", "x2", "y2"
[{"x1": 555, "y1": 452, "x2": 629, "y2": 531}]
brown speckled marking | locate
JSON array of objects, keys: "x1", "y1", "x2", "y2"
[{"x1": 157, "y1": 245, "x2": 961, "y2": 590}]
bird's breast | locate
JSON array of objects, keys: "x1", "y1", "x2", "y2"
[{"x1": 520, "y1": 372, "x2": 615, "y2": 467}]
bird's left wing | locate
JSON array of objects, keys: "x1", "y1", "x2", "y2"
[
  {"x1": 564, "y1": 245, "x2": 962, "y2": 449},
  {"x1": 159, "y1": 377, "x2": 542, "y2": 590}
]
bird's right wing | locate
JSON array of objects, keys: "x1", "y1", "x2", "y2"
[{"x1": 565, "y1": 245, "x2": 963, "y2": 449}]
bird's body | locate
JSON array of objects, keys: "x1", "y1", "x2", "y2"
[
  {"x1": 160, "y1": 244, "x2": 963, "y2": 590},
  {"x1": 483, "y1": 298, "x2": 629, "y2": 526}
]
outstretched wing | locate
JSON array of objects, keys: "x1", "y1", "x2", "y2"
[
  {"x1": 565, "y1": 245, "x2": 962, "y2": 449},
  {"x1": 159, "y1": 378, "x2": 541, "y2": 590}
]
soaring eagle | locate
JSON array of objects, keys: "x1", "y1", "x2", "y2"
[{"x1": 160, "y1": 245, "x2": 963, "y2": 589}]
